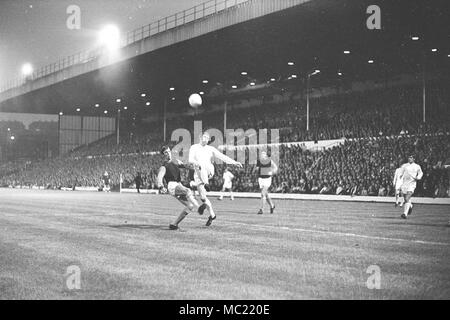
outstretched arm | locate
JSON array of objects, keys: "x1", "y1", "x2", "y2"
[
  {"x1": 271, "y1": 160, "x2": 278, "y2": 175},
  {"x1": 212, "y1": 148, "x2": 242, "y2": 167}
]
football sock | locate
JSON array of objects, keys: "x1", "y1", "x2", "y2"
[
  {"x1": 187, "y1": 193, "x2": 200, "y2": 209},
  {"x1": 202, "y1": 198, "x2": 215, "y2": 218},
  {"x1": 267, "y1": 196, "x2": 274, "y2": 208},
  {"x1": 403, "y1": 202, "x2": 410, "y2": 216},
  {"x1": 173, "y1": 209, "x2": 189, "y2": 226}
]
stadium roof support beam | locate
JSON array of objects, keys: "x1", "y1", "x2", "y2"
[{"x1": 0, "y1": 0, "x2": 311, "y2": 105}]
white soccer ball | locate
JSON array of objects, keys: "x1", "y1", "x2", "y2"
[{"x1": 188, "y1": 93, "x2": 202, "y2": 108}]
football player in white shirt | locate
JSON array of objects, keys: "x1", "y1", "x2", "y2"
[
  {"x1": 393, "y1": 160, "x2": 404, "y2": 207},
  {"x1": 218, "y1": 167, "x2": 235, "y2": 201},
  {"x1": 189, "y1": 132, "x2": 243, "y2": 226},
  {"x1": 400, "y1": 155, "x2": 423, "y2": 219}
]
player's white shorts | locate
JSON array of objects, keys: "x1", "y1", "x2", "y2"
[
  {"x1": 395, "y1": 182, "x2": 403, "y2": 193},
  {"x1": 167, "y1": 181, "x2": 180, "y2": 196},
  {"x1": 223, "y1": 181, "x2": 232, "y2": 190},
  {"x1": 194, "y1": 164, "x2": 214, "y2": 186},
  {"x1": 401, "y1": 182, "x2": 416, "y2": 194},
  {"x1": 258, "y1": 177, "x2": 272, "y2": 189},
  {"x1": 167, "y1": 181, "x2": 188, "y2": 197}
]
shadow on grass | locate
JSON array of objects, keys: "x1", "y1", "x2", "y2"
[
  {"x1": 108, "y1": 222, "x2": 222, "y2": 231},
  {"x1": 371, "y1": 216, "x2": 401, "y2": 220}
]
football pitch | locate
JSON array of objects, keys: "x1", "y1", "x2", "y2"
[{"x1": 0, "y1": 188, "x2": 449, "y2": 300}]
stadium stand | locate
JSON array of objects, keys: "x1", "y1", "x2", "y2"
[{"x1": 1, "y1": 81, "x2": 449, "y2": 197}]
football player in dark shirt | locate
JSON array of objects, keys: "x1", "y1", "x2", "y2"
[
  {"x1": 254, "y1": 151, "x2": 278, "y2": 214},
  {"x1": 157, "y1": 146, "x2": 207, "y2": 230}
]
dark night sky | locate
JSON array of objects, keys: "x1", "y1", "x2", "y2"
[{"x1": 0, "y1": 0, "x2": 207, "y2": 83}]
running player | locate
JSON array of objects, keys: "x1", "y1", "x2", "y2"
[
  {"x1": 393, "y1": 160, "x2": 404, "y2": 207},
  {"x1": 188, "y1": 132, "x2": 243, "y2": 226},
  {"x1": 255, "y1": 150, "x2": 278, "y2": 215},
  {"x1": 157, "y1": 145, "x2": 207, "y2": 230},
  {"x1": 102, "y1": 171, "x2": 111, "y2": 192},
  {"x1": 218, "y1": 167, "x2": 235, "y2": 201},
  {"x1": 400, "y1": 155, "x2": 423, "y2": 219}
]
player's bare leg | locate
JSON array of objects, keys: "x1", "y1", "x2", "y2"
[
  {"x1": 176, "y1": 185, "x2": 207, "y2": 215},
  {"x1": 401, "y1": 192, "x2": 413, "y2": 219},
  {"x1": 169, "y1": 186, "x2": 207, "y2": 230},
  {"x1": 218, "y1": 187, "x2": 225, "y2": 200},
  {"x1": 170, "y1": 191, "x2": 207, "y2": 229},
  {"x1": 197, "y1": 183, "x2": 216, "y2": 226},
  {"x1": 170, "y1": 208, "x2": 190, "y2": 230},
  {"x1": 219, "y1": 188, "x2": 233, "y2": 200},
  {"x1": 266, "y1": 191, "x2": 275, "y2": 214},
  {"x1": 395, "y1": 190, "x2": 403, "y2": 207},
  {"x1": 259, "y1": 187, "x2": 274, "y2": 214},
  {"x1": 262, "y1": 188, "x2": 274, "y2": 213},
  {"x1": 258, "y1": 189, "x2": 265, "y2": 214}
]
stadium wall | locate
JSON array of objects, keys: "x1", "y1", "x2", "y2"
[
  {"x1": 112, "y1": 188, "x2": 450, "y2": 205},
  {"x1": 2, "y1": 187, "x2": 448, "y2": 205}
]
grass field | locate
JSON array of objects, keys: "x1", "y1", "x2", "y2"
[{"x1": 0, "y1": 188, "x2": 449, "y2": 300}]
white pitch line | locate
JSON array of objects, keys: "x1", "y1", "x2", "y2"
[
  {"x1": 119, "y1": 209, "x2": 449, "y2": 247},
  {"x1": 218, "y1": 220, "x2": 450, "y2": 247},
  {"x1": 3, "y1": 201, "x2": 446, "y2": 247},
  {"x1": 139, "y1": 209, "x2": 449, "y2": 246}
]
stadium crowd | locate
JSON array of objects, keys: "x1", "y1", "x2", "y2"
[
  {"x1": 1, "y1": 83, "x2": 449, "y2": 197},
  {"x1": 1, "y1": 134, "x2": 448, "y2": 198},
  {"x1": 207, "y1": 134, "x2": 450, "y2": 197},
  {"x1": 70, "y1": 83, "x2": 449, "y2": 158}
]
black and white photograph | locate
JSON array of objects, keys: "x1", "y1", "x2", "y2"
[{"x1": 0, "y1": 0, "x2": 449, "y2": 304}]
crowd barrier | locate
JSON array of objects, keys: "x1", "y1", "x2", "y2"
[
  {"x1": 2, "y1": 187, "x2": 449, "y2": 205},
  {"x1": 118, "y1": 188, "x2": 450, "y2": 205}
]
